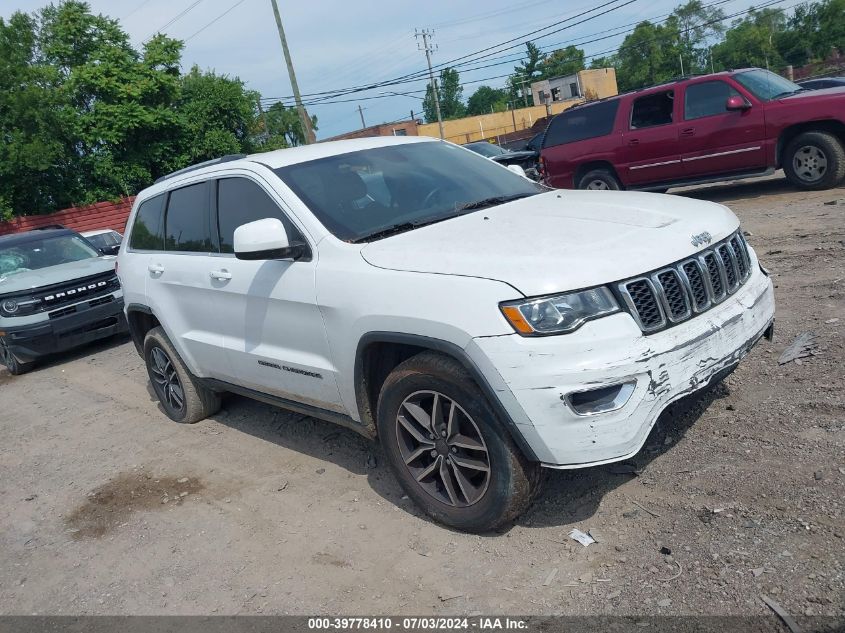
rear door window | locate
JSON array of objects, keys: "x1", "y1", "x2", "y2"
[
  {"x1": 129, "y1": 194, "x2": 166, "y2": 250},
  {"x1": 164, "y1": 182, "x2": 215, "y2": 253},
  {"x1": 684, "y1": 81, "x2": 742, "y2": 120},
  {"x1": 630, "y1": 91, "x2": 674, "y2": 129},
  {"x1": 543, "y1": 100, "x2": 620, "y2": 148}
]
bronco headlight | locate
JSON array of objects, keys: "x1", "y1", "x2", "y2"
[
  {"x1": 1, "y1": 297, "x2": 40, "y2": 316},
  {"x1": 500, "y1": 287, "x2": 619, "y2": 336}
]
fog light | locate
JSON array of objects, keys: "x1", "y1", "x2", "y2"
[{"x1": 566, "y1": 381, "x2": 636, "y2": 416}]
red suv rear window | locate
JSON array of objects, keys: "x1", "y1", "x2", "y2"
[{"x1": 543, "y1": 100, "x2": 620, "y2": 148}]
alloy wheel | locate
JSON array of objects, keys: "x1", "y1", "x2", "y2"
[
  {"x1": 793, "y1": 145, "x2": 828, "y2": 182},
  {"x1": 149, "y1": 346, "x2": 185, "y2": 413},
  {"x1": 395, "y1": 390, "x2": 491, "y2": 508},
  {"x1": 586, "y1": 179, "x2": 610, "y2": 190}
]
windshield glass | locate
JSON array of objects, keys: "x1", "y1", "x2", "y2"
[
  {"x1": 0, "y1": 234, "x2": 100, "y2": 277},
  {"x1": 465, "y1": 142, "x2": 507, "y2": 157},
  {"x1": 734, "y1": 69, "x2": 803, "y2": 100},
  {"x1": 274, "y1": 141, "x2": 544, "y2": 242}
]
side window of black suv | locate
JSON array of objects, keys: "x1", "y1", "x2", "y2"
[{"x1": 543, "y1": 99, "x2": 620, "y2": 148}]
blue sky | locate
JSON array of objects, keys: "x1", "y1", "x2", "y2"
[{"x1": 2, "y1": 0, "x2": 781, "y2": 138}]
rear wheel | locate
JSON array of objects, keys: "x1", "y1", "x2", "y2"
[
  {"x1": 143, "y1": 326, "x2": 221, "y2": 423},
  {"x1": 783, "y1": 131, "x2": 845, "y2": 190},
  {"x1": 376, "y1": 352, "x2": 541, "y2": 532},
  {"x1": 578, "y1": 168, "x2": 621, "y2": 191},
  {"x1": 0, "y1": 337, "x2": 34, "y2": 375}
]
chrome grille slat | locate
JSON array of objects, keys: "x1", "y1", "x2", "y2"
[{"x1": 618, "y1": 231, "x2": 754, "y2": 335}]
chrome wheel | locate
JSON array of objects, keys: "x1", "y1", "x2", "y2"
[
  {"x1": 395, "y1": 390, "x2": 491, "y2": 508},
  {"x1": 793, "y1": 145, "x2": 828, "y2": 182},
  {"x1": 149, "y1": 346, "x2": 185, "y2": 412},
  {"x1": 586, "y1": 179, "x2": 610, "y2": 190}
]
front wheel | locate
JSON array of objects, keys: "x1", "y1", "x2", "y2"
[
  {"x1": 577, "y1": 168, "x2": 621, "y2": 190},
  {"x1": 143, "y1": 326, "x2": 221, "y2": 423},
  {"x1": 376, "y1": 352, "x2": 541, "y2": 532},
  {"x1": 783, "y1": 131, "x2": 845, "y2": 190}
]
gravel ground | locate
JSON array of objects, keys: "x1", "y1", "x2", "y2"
[{"x1": 1, "y1": 174, "x2": 843, "y2": 619}]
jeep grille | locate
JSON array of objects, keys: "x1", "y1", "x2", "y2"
[{"x1": 618, "y1": 231, "x2": 753, "y2": 334}]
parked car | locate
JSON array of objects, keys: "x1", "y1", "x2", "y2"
[
  {"x1": 797, "y1": 76, "x2": 845, "y2": 90},
  {"x1": 82, "y1": 229, "x2": 123, "y2": 256},
  {"x1": 119, "y1": 137, "x2": 775, "y2": 531},
  {"x1": 463, "y1": 141, "x2": 540, "y2": 180},
  {"x1": 539, "y1": 68, "x2": 845, "y2": 192},
  {"x1": 0, "y1": 228, "x2": 127, "y2": 374}
]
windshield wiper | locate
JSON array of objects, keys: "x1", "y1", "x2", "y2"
[
  {"x1": 455, "y1": 192, "x2": 535, "y2": 212},
  {"x1": 770, "y1": 88, "x2": 805, "y2": 99}
]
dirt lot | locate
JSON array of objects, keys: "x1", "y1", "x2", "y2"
[{"x1": 1, "y1": 175, "x2": 843, "y2": 618}]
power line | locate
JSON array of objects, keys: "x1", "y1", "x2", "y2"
[
  {"x1": 144, "y1": 0, "x2": 209, "y2": 41},
  {"x1": 261, "y1": 0, "x2": 792, "y2": 109},
  {"x1": 185, "y1": 0, "x2": 250, "y2": 42},
  {"x1": 269, "y1": 0, "x2": 790, "y2": 107},
  {"x1": 122, "y1": 0, "x2": 155, "y2": 20}
]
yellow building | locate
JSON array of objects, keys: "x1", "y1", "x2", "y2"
[{"x1": 417, "y1": 68, "x2": 618, "y2": 145}]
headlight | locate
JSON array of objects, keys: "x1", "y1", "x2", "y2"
[
  {"x1": 1, "y1": 297, "x2": 40, "y2": 316},
  {"x1": 500, "y1": 287, "x2": 619, "y2": 335},
  {"x1": 1, "y1": 299, "x2": 18, "y2": 314}
]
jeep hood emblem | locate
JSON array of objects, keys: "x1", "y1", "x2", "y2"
[{"x1": 691, "y1": 231, "x2": 713, "y2": 247}]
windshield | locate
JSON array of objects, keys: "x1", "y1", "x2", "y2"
[
  {"x1": 0, "y1": 234, "x2": 100, "y2": 277},
  {"x1": 734, "y1": 69, "x2": 803, "y2": 100},
  {"x1": 274, "y1": 141, "x2": 544, "y2": 242},
  {"x1": 465, "y1": 142, "x2": 507, "y2": 157}
]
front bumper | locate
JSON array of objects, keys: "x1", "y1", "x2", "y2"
[
  {"x1": 468, "y1": 266, "x2": 775, "y2": 467},
  {"x1": 1, "y1": 294, "x2": 128, "y2": 363}
]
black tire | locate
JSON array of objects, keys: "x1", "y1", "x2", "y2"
[
  {"x1": 376, "y1": 351, "x2": 541, "y2": 532},
  {"x1": 143, "y1": 326, "x2": 221, "y2": 423},
  {"x1": 577, "y1": 168, "x2": 621, "y2": 191},
  {"x1": 783, "y1": 131, "x2": 845, "y2": 190},
  {"x1": 0, "y1": 337, "x2": 34, "y2": 375}
]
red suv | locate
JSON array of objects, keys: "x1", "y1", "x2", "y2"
[{"x1": 539, "y1": 68, "x2": 845, "y2": 191}]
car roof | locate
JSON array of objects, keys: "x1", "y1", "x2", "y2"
[
  {"x1": 80, "y1": 229, "x2": 118, "y2": 236},
  {"x1": 0, "y1": 228, "x2": 76, "y2": 247},
  {"x1": 142, "y1": 136, "x2": 438, "y2": 197}
]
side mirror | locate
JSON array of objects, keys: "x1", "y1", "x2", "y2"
[
  {"x1": 507, "y1": 164, "x2": 528, "y2": 178},
  {"x1": 234, "y1": 218, "x2": 302, "y2": 261},
  {"x1": 726, "y1": 95, "x2": 750, "y2": 111}
]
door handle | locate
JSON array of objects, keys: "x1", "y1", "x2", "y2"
[
  {"x1": 148, "y1": 264, "x2": 164, "y2": 275},
  {"x1": 210, "y1": 269, "x2": 232, "y2": 281},
  {"x1": 627, "y1": 139, "x2": 640, "y2": 146},
  {"x1": 680, "y1": 128, "x2": 696, "y2": 137}
]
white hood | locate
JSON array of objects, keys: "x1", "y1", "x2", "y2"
[{"x1": 361, "y1": 190, "x2": 739, "y2": 296}]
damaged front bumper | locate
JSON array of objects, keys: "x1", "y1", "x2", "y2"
[{"x1": 467, "y1": 266, "x2": 775, "y2": 468}]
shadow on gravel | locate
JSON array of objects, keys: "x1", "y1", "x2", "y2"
[
  {"x1": 3, "y1": 332, "x2": 132, "y2": 377},
  {"x1": 520, "y1": 381, "x2": 731, "y2": 530},
  {"x1": 207, "y1": 377, "x2": 732, "y2": 534}
]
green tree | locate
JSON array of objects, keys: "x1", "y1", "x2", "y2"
[
  {"x1": 423, "y1": 67, "x2": 465, "y2": 123},
  {"x1": 261, "y1": 102, "x2": 318, "y2": 148},
  {"x1": 712, "y1": 8, "x2": 788, "y2": 71},
  {"x1": 540, "y1": 45, "x2": 585, "y2": 79},
  {"x1": 465, "y1": 85, "x2": 508, "y2": 115}
]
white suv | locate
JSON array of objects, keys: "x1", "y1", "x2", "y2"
[{"x1": 118, "y1": 137, "x2": 775, "y2": 532}]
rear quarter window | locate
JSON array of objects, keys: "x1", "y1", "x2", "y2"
[
  {"x1": 164, "y1": 182, "x2": 215, "y2": 253},
  {"x1": 543, "y1": 100, "x2": 620, "y2": 148},
  {"x1": 129, "y1": 195, "x2": 166, "y2": 250}
]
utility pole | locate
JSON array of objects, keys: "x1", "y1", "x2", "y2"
[
  {"x1": 415, "y1": 28, "x2": 444, "y2": 140},
  {"x1": 269, "y1": 0, "x2": 315, "y2": 144},
  {"x1": 519, "y1": 76, "x2": 530, "y2": 108},
  {"x1": 679, "y1": 53, "x2": 685, "y2": 77},
  {"x1": 357, "y1": 105, "x2": 367, "y2": 129}
]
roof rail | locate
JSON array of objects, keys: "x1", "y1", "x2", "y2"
[{"x1": 154, "y1": 154, "x2": 248, "y2": 184}]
